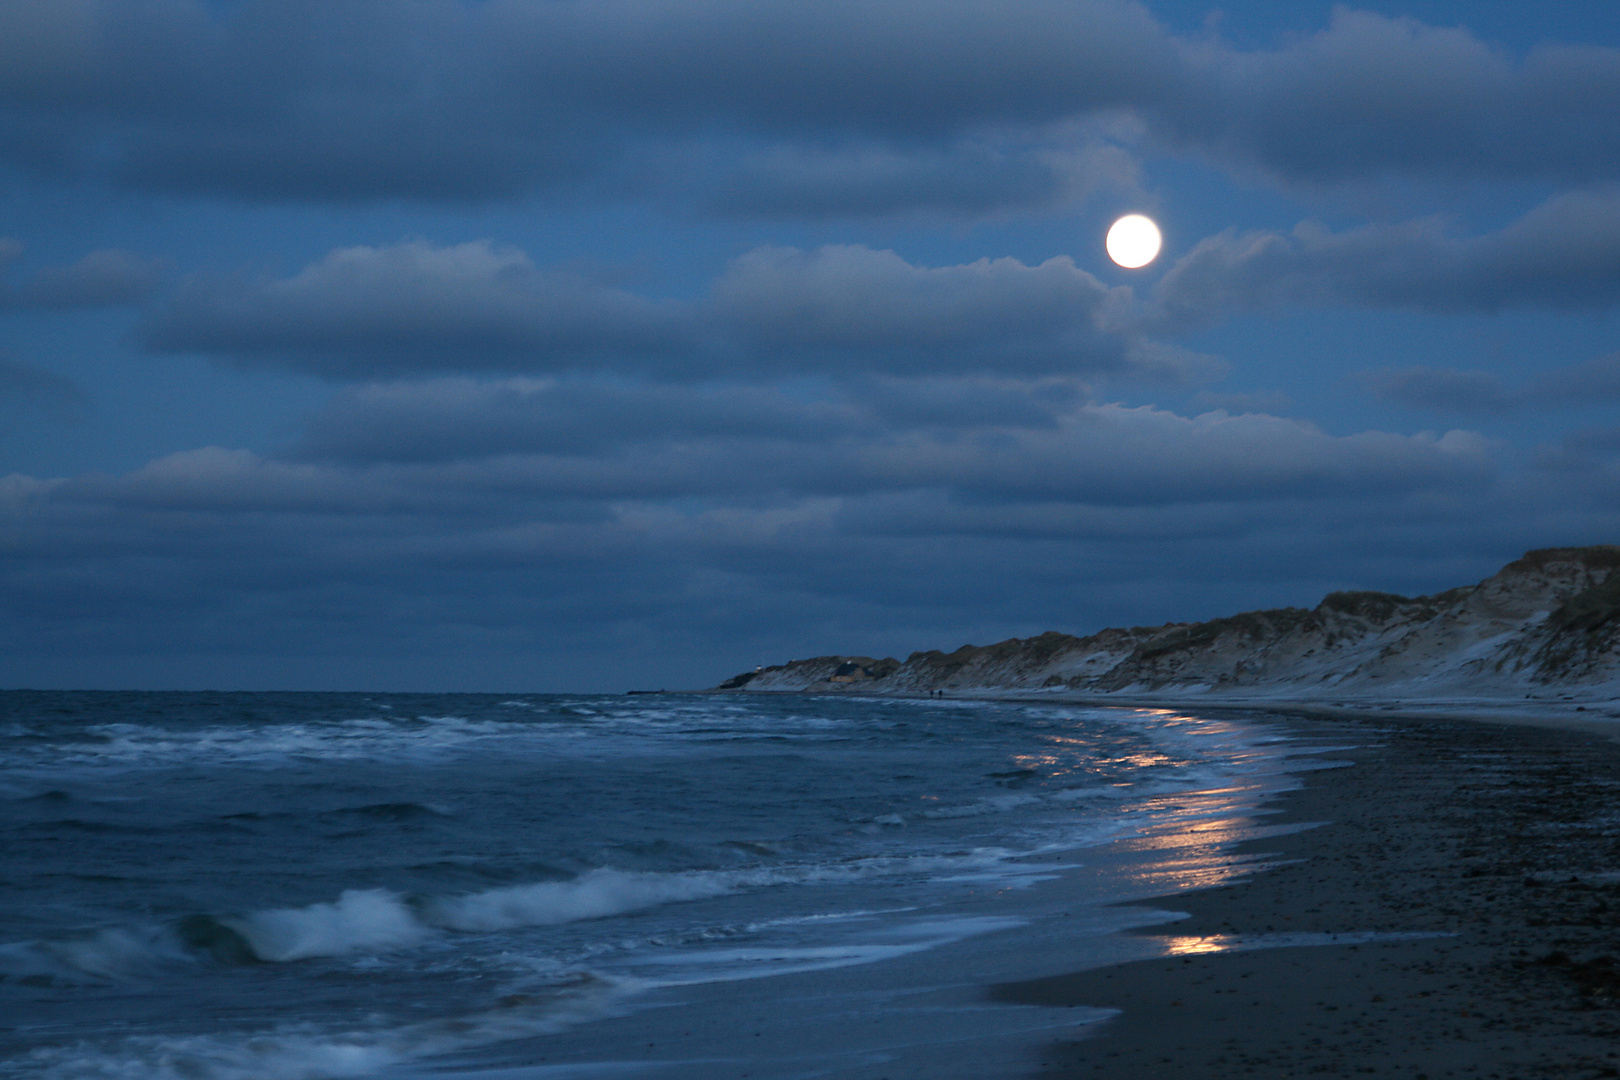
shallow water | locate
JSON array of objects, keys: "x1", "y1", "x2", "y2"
[{"x1": 0, "y1": 691, "x2": 1331, "y2": 1079}]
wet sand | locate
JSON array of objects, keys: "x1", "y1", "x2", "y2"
[{"x1": 993, "y1": 711, "x2": 1620, "y2": 1079}]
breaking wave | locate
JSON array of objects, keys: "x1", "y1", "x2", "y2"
[
  {"x1": 0, "y1": 926, "x2": 195, "y2": 984},
  {"x1": 224, "y1": 889, "x2": 431, "y2": 963},
  {"x1": 421, "y1": 868, "x2": 734, "y2": 934},
  {"x1": 4, "y1": 847, "x2": 1044, "y2": 980}
]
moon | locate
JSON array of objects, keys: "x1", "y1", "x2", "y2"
[{"x1": 1106, "y1": 214, "x2": 1162, "y2": 269}]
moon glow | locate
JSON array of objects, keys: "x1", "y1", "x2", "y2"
[{"x1": 1106, "y1": 214, "x2": 1162, "y2": 268}]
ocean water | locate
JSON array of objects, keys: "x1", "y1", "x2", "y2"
[{"x1": 0, "y1": 691, "x2": 1333, "y2": 1080}]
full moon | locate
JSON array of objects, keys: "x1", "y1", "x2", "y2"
[{"x1": 1106, "y1": 214, "x2": 1162, "y2": 268}]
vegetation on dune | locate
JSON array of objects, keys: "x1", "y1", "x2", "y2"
[
  {"x1": 1130, "y1": 607, "x2": 1312, "y2": 661},
  {"x1": 1317, "y1": 590, "x2": 1412, "y2": 622},
  {"x1": 712, "y1": 546, "x2": 1620, "y2": 694},
  {"x1": 1550, "y1": 574, "x2": 1620, "y2": 635}
]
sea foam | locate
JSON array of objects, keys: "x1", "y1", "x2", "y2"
[
  {"x1": 0, "y1": 925, "x2": 194, "y2": 983},
  {"x1": 227, "y1": 889, "x2": 429, "y2": 963},
  {"x1": 219, "y1": 869, "x2": 740, "y2": 962},
  {"x1": 12, "y1": 976, "x2": 636, "y2": 1080},
  {"x1": 5, "y1": 849, "x2": 1043, "y2": 980},
  {"x1": 225, "y1": 853, "x2": 1043, "y2": 963},
  {"x1": 422, "y1": 867, "x2": 734, "y2": 933}
]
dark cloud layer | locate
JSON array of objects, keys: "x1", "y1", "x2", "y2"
[
  {"x1": 292, "y1": 375, "x2": 1091, "y2": 465},
  {"x1": 144, "y1": 240, "x2": 686, "y2": 375},
  {"x1": 4, "y1": 2, "x2": 1620, "y2": 209},
  {"x1": 144, "y1": 240, "x2": 1165, "y2": 380},
  {"x1": 286, "y1": 377, "x2": 1490, "y2": 504},
  {"x1": 0, "y1": 376, "x2": 1521, "y2": 690},
  {"x1": 1164, "y1": 9, "x2": 1620, "y2": 186},
  {"x1": 3, "y1": 389, "x2": 1602, "y2": 690},
  {"x1": 682, "y1": 138, "x2": 1140, "y2": 219},
  {"x1": 1366, "y1": 354, "x2": 1620, "y2": 414},
  {"x1": 1153, "y1": 188, "x2": 1620, "y2": 325},
  {"x1": 0, "y1": 351, "x2": 85, "y2": 411},
  {"x1": 710, "y1": 245, "x2": 1132, "y2": 375},
  {"x1": 2, "y1": 246, "x2": 164, "y2": 309}
]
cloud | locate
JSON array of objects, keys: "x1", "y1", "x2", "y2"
[
  {"x1": 1166, "y1": 8, "x2": 1620, "y2": 187},
  {"x1": 710, "y1": 244, "x2": 1133, "y2": 375},
  {"x1": 1526, "y1": 352, "x2": 1620, "y2": 402},
  {"x1": 0, "y1": 386, "x2": 1551, "y2": 691},
  {"x1": 819, "y1": 406, "x2": 1492, "y2": 505},
  {"x1": 5, "y1": 3, "x2": 1620, "y2": 210},
  {"x1": 1556, "y1": 426, "x2": 1620, "y2": 462},
  {"x1": 1190, "y1": 389, "x2": 1293, "y2": 415},
  {"x1": 853, "y1": 374, "x2": 1085, "y2": 431},
  {"x1": 286, "y1": 375, "x2": 1134, "y2": 467},
  {"x1": 0, "y1": 0, "x2": 579, "y2": 202},
  {"x1": 0, "y1": 351, "x2": 85, "y2": 412},
  {"x1": 144, "y1": 239, "x2": 1189, "y2": 381},
  {"x1": 33, "y1": 402, "x2": 1501, "y2": 543},
  {"x1": 490, "y1": 0, "x2": 1174, "y2": 137},
  {"x1": 1363, "y1": 367, "x2": 1515, "y2": 414},
  {"x1": 78, "y1": 446, "x2": 409, "y2": 514},
  {"x1": 1153, "y1": 188, "x2": 1620, "y2": 325},
  {"x1": 143, "y1": 240, "x2": 690, "y2": 376},
  {"x1": 681, "y1": 135, "x2": 1140, "y2": 220},
  {"x1": 0, "y1": 0, "x2": 1167, "y2": 209},
  {"x1": 3, "y1": 247, "x2": 165, "y2": 309},
  {"x1": 292, "y1": 378, "x2": 871, "y2": 463},
  {"x1": 269, "y1": 373, "x2": 1498, "y2": 506},
  {"x1": 1365, "y1": 353, "x2": 1620, "y2": 414}
]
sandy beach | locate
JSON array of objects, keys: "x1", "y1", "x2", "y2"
[{"x1": 993, "y1": 707, "x2": 1620, "y2": 1079}]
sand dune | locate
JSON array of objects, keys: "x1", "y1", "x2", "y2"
[{"x1": 718, "y1": 546, "x2": 1620, "y2": 704}]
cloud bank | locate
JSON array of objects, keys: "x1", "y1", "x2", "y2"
[
  {"x1": 1366, "y1": 354, "x2": 1620, "y2": 414},
  {"x1": 1154, "y1": 188, "x2": 1620, "y2": 324},
  {"x1": 0, "y1": 241, "x2": 164, "y2": 309},
  {"x1": 0, "y1": 377, "x2": 1528, "y2": 688},
  {"x1": 144, "y1": 239, "x2": 1183, "y2": 381},
  {"x1": 4, "y1": 2, "x2": 1620, "y2": 209}
]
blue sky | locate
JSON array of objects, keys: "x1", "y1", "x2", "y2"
[{"x1": 4, "y1": 0, "x2": 1620, "y2": 691}]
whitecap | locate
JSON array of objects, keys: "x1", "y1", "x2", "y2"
[
  {"x1": 422, "y1": 869, "x2": 734, "y2": 933},
  {"x1": 226, "y1": 890, "x2": 429, "y2": 962}
]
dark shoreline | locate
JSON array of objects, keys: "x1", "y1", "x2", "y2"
[
  {"x1": 694, "y1": 686, "x2": 1620, "y2": 742},
  {"x1": 993, "y1": 709, "x2": 1620, "y2": 1079}
]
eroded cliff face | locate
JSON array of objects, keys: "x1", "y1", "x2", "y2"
[{"x1": 715, "y1": 546, "x2": 1620, "y2": 700}]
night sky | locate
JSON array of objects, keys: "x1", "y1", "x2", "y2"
[{"x1": 4, "y1": 1, "x2": 1620, "y2": 691}]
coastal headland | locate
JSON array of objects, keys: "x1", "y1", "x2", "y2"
[{"x1": 713, "y1": 546, "x2": 1620, "y2": 708}]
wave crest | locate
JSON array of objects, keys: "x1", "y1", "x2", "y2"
[
  {"x1": 422, "y1": 868, "x2": 733, "y2": 932},
  {"x1": 224, "y1": 890, "x2": 428, "y2": 963}
]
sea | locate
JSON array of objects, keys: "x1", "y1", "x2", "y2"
[{"x1": 0, "y1": 690, "x2": 1344, "y2": 1080}]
